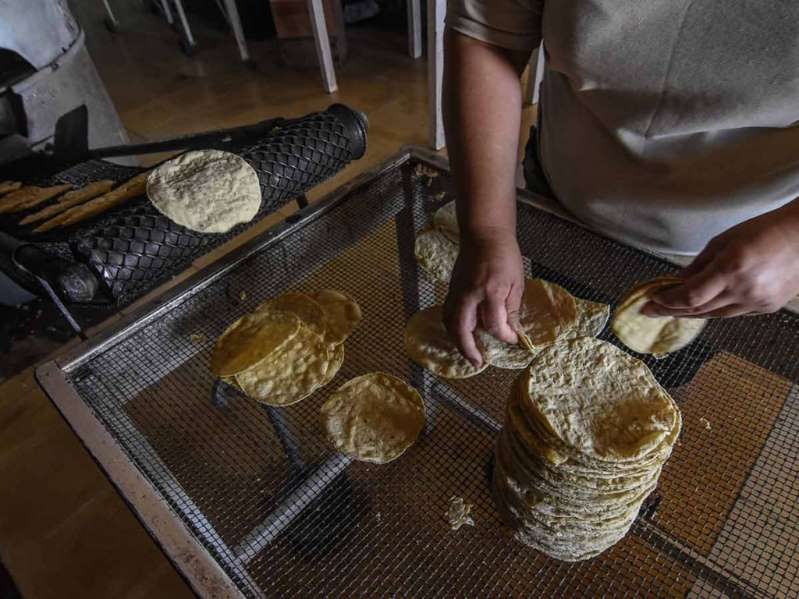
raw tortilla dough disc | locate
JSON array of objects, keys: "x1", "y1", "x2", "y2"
[
  {"x1": 261, "y1": 292, "x2": 327, "y2": 337},
  {"x1": 612, "y1": 278, "x2": 706, "y2": 355},
  {"x1": 432, "y1": 200, "x2": 459, "y2": 242},
  {"x1": 320, "y1": 372, "x2": 425, "y2": 463},
  {"x1": 211, "y1": 309, "x2": 300, "y2": 377},
  {"x1": 404, "y1": 306, "x2": 487, "y2": 379},
  {"x1": 312, "y1": 289, "x2": 362, "y2": 345},
  {"x1": 146, "y1": 149, "x2": 261, "y2": 233},
  {"x1": 236, "y1": 324, "x2": 332, "y2": 406},
  {"x1": 414, "y1": 228, "x2": 458, "y2": 283}
]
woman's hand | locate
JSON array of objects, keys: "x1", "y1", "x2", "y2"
[
  {"x1": 444, "y1": 229, "x2": 525, "y2": 366},
  {"x1": 644, "y1": 204, "x2": 799, "y2": 318}
]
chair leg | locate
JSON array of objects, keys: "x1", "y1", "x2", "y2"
[
  {"x1": 220, "y1": 0, "x2": 252, "y2": 64},
  {"x1": 427, "y1": 0, "x2": 445, "y2": 149},
  {"x1": 102, "y1": 0, "x2": 120, "y2": 32},
  {"x1": 307, "y1": 0, "x2": 338, "y2": 93},
  {"x1": 159, "y1": 0, "x2": 174, "y2": 25},
  {"x1": 172, "y1": 0, "x2": 197, "y2": 53},
  {"x1": 407, "y1": 0, "x2": 423, "y2": 59}
]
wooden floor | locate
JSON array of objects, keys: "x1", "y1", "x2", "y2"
[{"x1": 0, "y1": 2, "x2": 535, "y2": 596}]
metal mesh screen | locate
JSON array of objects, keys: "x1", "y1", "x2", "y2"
[{"x1": 60, "y1": 157, "x2": 799, "y2": 598}]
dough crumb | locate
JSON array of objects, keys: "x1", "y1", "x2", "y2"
[
  {"x1": 446, "y1": 496, "x2": 475, "y2": 531},
  {"x1": 699, "y1": 416, "x2": 712, "y2": 431}
]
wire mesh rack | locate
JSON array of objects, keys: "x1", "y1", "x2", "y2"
[{"x1": 37, "y1": 149, "x2": 799, "y2": 598}]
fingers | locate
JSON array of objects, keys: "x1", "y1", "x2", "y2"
[
  {"x1": 645, "y1": 262, "x2": 727, "y2": 313},
  {"x1": 445, "y1": 294, "x2": 483, "y2": 367},
  {"x1": 699, "y1": 303, "x2": 751, "y2": 319},
  {"x1": 479, "y1": 284, "x2": 518, "y2": 344},
  {"x1": 643, "y1": 290, "x2": 735, "y2": 318}
]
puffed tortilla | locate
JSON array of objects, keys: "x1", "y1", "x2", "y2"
[
  {"x1": 414, "y1": 228, "x2": 458, "y2": 284},
  {"x1": 261, "y1": 291, "x2": 327, "y2": 337}
]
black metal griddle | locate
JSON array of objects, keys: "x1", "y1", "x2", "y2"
[
  {"x1": 36, "y1": 148, "x2": 799, "y2": 598},
  {"x1": 0, "y1": 104, "x2": 368, "y2": 328}
]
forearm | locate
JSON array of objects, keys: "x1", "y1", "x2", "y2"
[{"x1": 443, "y1": 31, "x2": 528, "y2": 242}]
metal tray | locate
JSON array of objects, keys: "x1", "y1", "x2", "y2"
[{"x1": 37, "y1": 148, "x2": 799, "y2": 598}]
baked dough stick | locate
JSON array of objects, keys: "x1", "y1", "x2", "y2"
[
  {"x1": 19, "y1": 180, "x2": 115, "y2": 225},
  {"x1": 0, "y1": 184, "x2": 72, "y2": 213},
  {"x1": 33, "y1": 171, "x2": 149, "y2": 233},
  {"x1": 0, "y1": 181, "x2": 22, "y2": 196}
]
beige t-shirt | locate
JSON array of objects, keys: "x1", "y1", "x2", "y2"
[{"x1": 447, "y1": 0, "x2": 799, "y2": 255}]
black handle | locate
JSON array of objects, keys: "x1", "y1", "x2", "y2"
[{"x1": 13, "y1": 243, "x2": 98, "y2": 303}]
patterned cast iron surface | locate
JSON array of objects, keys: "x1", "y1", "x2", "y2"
[
  {"x1": 63, "y1": 158, "x2": 799, "y2": 598},
  {"x1": 5, "y1": 108, "x2": 364, "y2": 305}
]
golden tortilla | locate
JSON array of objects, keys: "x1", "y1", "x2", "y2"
[{"x1": 320, "y1": 372, "x2": 425, "y2": 463}]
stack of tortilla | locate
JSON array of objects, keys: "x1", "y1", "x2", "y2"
[
  {"x1": 211, "y1": 289, "x2": 361, "y2": 406},
  {"x1": 493, "y1": 336, "x2": 681, "y2": 561}
]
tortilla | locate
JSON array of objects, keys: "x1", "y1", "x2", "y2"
[
  {"x1": 20, "y1": 180, "x2": 114, "y2": 225},
  {"x1": 432, "y1": 200, "x2": 459, "y2": 242},
  {"x1": 514, "y1": 278, "x2": 578, "y2": 346},
  {"x1": 261, "y1": 292, "x2": 327, "y2": 337},
  {"x1": 404, "y1": 306, "x2": 487, "y2": 378},
  {"x1": 567, "y1": 298, "x2": 610, "y2": 338},
  {"x1": 476, "y1": 329, "x2": 537, "y2": 370},
  {"x1": 312, "y1": 289, "x2": 362, "y2": 345},
  {"x1": 211, "y1": 309, "x2": 300, "y2": 377},
  {"x1": 146, "y1": 150, "x2": 261, "y2": 233},
  {"x1": 414, "y1": 228, "x2": 458, "y2": 283},
  {"x1": 320, "y1": 372, "x2": 425, "y2": 463},
  {"x1": 236, "y1": 324, "x2": 331, "y2": 406},
  {"x1": 612, "y1": 278, "x2": 706, "y2": 355}
]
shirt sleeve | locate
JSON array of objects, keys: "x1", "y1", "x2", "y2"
[{"x1": 446, "y1": 0, "x2": 544, "y2": 52}]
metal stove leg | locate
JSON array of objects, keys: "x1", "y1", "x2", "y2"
[
  {"x1": 220, "y1": 0, "x2": 252, "y2": 64},
  {"x1": 307, "y1": 0, "x2": 338, "y2": 93},
  {"x1": 407, "y1": 0, "x2": 423, "y2": 59},
  {"x1": 427, "y1": 0, "x2": 445, "y2": 149}
]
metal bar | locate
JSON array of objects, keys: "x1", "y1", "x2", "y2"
[
  {"x1": 427, "y1": 0, "x2": 446, "y2": 149},
  {"x1": 233, "y1": 454, "x2": 352, "y2": 562},
  {"x1": 35, "y1": 363, "x2": 252, "y2": 599},
  {"x1": 220, "y1": 0, "x2": 251, "y2": 62},
  {"x1": 307, "y1": 0, "x2": 338, "y2": 93},
  {"x1": 407, "y1": 0, "x2": 423, "y2": 59}
]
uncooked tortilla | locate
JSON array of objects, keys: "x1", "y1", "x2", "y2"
[
  {"x1": 320, "y1": 372, "x2": 425, "y2": 463},
  {"x1": 146, "y1": 149, "x2": 261, "y2": 233}
]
